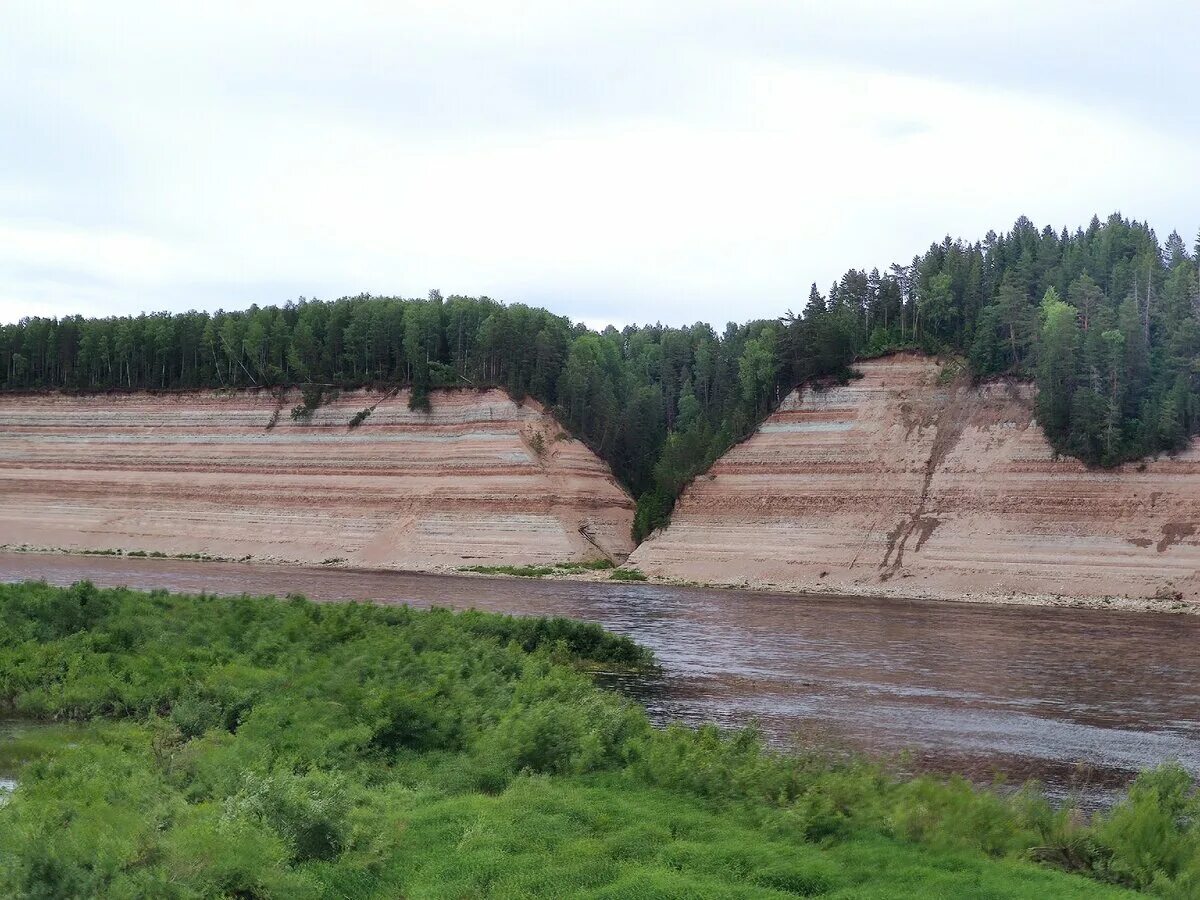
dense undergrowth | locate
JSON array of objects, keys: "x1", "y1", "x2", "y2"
[{"x1": 0, "y1": 582, "x2": 1197, "y2": 897}]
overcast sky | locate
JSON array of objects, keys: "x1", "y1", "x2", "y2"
[{"x1": 2, "y1": 1, "x2": 1197, "y2": 328}]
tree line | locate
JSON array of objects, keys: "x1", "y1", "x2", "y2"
[
  {"x1": 2, "y1": 213, "x2": 1198, "y2": 537},
  {"x1": 780, "y1": 214, "x2": 1200, "y2": 470}
]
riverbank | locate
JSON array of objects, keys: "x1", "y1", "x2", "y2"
[
  {"x1": 4, "y1": 543, "x2": 1197, "y2": 615},
  {"x1": 5, "y1": 548, "x2": 1200, "y2": 803},
  {"x1": 0, "y1": 581, "x2": 1156, "y2": 896},
  {"x1": 654, "y1": 573, "x2": 1200, "y2": 616}
]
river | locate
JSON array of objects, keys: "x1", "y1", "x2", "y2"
[{"x1": 4, "y1": 552, "x2": 1200, "y2": 805}]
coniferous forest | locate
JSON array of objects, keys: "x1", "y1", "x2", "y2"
[{"x1": 3, "y1": 213, "x2": 1198, "y2": 538}]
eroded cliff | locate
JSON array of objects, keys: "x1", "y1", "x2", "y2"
[
  {"x1": 0, "y1": 387, "x2": 635, "y2": 568},
  {"x1": 631, "y1": 353, "x2": 1200, "y2": 606}
]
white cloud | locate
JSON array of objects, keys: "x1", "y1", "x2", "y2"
[
  {"x1": 0, "y1": 224, "x2": 187, "y2": 283},
  {"x1": 0, "y1": 1, "x2": 1197, "y2": 326}
]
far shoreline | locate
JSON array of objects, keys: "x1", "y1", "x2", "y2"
[{"x1": 1, "y1": 544, "x2": 1196, "y2": 617}]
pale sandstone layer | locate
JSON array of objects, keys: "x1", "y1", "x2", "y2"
[
  {"x1": 0, "y1": 388, "x2": 634, "y2": 568},
  {"x1": 631, "y1": 353, "x2": 1200, "y2": 607}
]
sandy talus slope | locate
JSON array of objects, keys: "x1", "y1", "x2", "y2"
[
  {"x1": 631, "y1": 353, "x2": 1200, "y2": 605},
  {"x1": 0, "y1": 388, "x2": 634, "y2": 567}
]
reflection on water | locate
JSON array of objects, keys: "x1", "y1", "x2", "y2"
[
  {"x1": 4, "y1": 552, "x2": 1200, "y2": 804},
  {"x1": 1, "y1": 718, "x2": 48, "y2": 798}
]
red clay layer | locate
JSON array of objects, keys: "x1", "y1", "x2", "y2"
[
  {"x1": 631, "y1": 353, "x2": 1200, "y2": 607},
  {"x1": 0, "y1": 387, "x2": 635, "y2": 569}
]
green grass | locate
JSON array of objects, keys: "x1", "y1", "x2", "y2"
[
  {"x1": 557, "y1": 558, "x2": 616, "y2": 571},
  {"x1": 0, "y1": 545, "x2": 226, "y2": 562},
  {"x1": 461, "y1": 564, "x2": 559, "y2": 577},
  {"x1": 0, "y1": 721, "x2": 85, "y2": 779},
  {"x1": 0, "y1": 581, "x2": 1186, "y2": 897},
  {"x1": 610, "y1": 567, "x2": 649, "y2": 581},
  {"x1": 122, "y1": 549, "x2": 219, "y2": 561},
  {"x1": 357, "y1": 770, "x2": 1125, "y2": 899},
  {"x1": 460, "y1": 559, "x2": 616, "y2": 578}
]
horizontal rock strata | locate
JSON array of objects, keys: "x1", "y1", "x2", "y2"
[
  {"x1": 631, "y1": 353, "x2": 1200, "y2": 605},
  {"x1": 0, "y1": 388, "x2": 634, "y2": 568}
]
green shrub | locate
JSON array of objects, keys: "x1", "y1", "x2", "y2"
[
  {"x1": 555, "y1": 558, "x2": 616, "y2": 571},
  {"x1": 0, "y1": 583, "x2": 1156, "y2": 898},
  {"x1": 752, "y1": 858, "x2": 839, "y2": 895},
  {"x1": 1092, "y1": 763, "x2": 1200, "y2": 890},
  {"x1": 633, "y1": 487, "x2": 675, "y2": 543},
  {"x1": 162, "y1": 804, "x2": 316, "y2": 898},
  {"x1": 483, "y1": 668, "x2": 647, "y2": 775},
  {"x1": 408, "y1": 386, "x2": 430, "y2": 411},
  {"x1": 460, "y1": 563, "x2": 557, "y2": 577},
  {"x1": 224, "y1": 769, "x2": 351, "y2": 862},
  {"x1": 463, "y1": 559, "x2": 617, "y2": 577},
  {"x1": 291, "y1": 384, "x2": 327, "y2": 421},
  {"x1": 456, "y1": 609, "x2": 652, "y2": 668},
  {"x1": 610, "y1": 567, "x2": 648, "y2": 581},
  {"x1": 368, "y1": 687, "x2": 464, "y2": 753},
  {"x1": 169, "y1": 693, "x2": 225, "y2": 739}
]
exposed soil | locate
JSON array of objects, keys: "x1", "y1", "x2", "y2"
[
  {"x1": 631, "y1": 353, "x2": 1200, "y2": 608},
  {"x1": 0, "y1": 387, "x2": 635, "y2": 569}
]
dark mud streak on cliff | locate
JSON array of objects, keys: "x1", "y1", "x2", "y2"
[
  {"x1": 1157, "y1": 522, "x2": 1198, "y2": 553},
  {"x1": 881, "y1": 373, "x2": 973, "y2": 572}
]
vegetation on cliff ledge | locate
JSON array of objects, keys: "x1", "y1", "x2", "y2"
[
  {"x1": 2, "y1": 581, "x2": 1200, "y2": 897},
  {"x1": 2, "y1": 214, "x2": 1197, "y2": 536}
]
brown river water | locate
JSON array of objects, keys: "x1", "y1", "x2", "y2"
[{"x1": 4, "y1": 552, "x2": 1200, "y2": 806}]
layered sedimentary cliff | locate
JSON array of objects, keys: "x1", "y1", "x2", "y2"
[
  {"x1": 0, "y1": 388, "x2": 634, "y2": 568},
  {"x1": 631, "y1": 353, "x2": 1200, "y2": 606}
]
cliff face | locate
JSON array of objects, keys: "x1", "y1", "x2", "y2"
[
  {"x1": 631, "y1": 353, "x2": 1200, "y2": 605},
  {"x1": 0, "y1": 388, "x2": 635, "y2": 568}
]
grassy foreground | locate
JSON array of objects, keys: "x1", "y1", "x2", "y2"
[{"x1": 0, "y1": 584, "x2": 1194, "y2": 897}]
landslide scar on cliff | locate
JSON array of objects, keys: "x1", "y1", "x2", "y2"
[
  {"x1": 265, "y1": 387, "x2": 287, "y2": 430},
  {"x1": 1157, "y1": 523, "x2": 1197, "y2": 553},
  {"x1": 913, "y1": 515, "x2": 942, "y2": 551},
  {"x1": 881, "y1": 515, "x2": 943, "y2": 569},
  {"x1": 880, "y1": 370, "x2": 971, "y2": 573}
]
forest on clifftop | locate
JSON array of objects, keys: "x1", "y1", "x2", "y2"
[{"x1": 2, "y1": 213, "x2": 1198, "y2": 538}]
